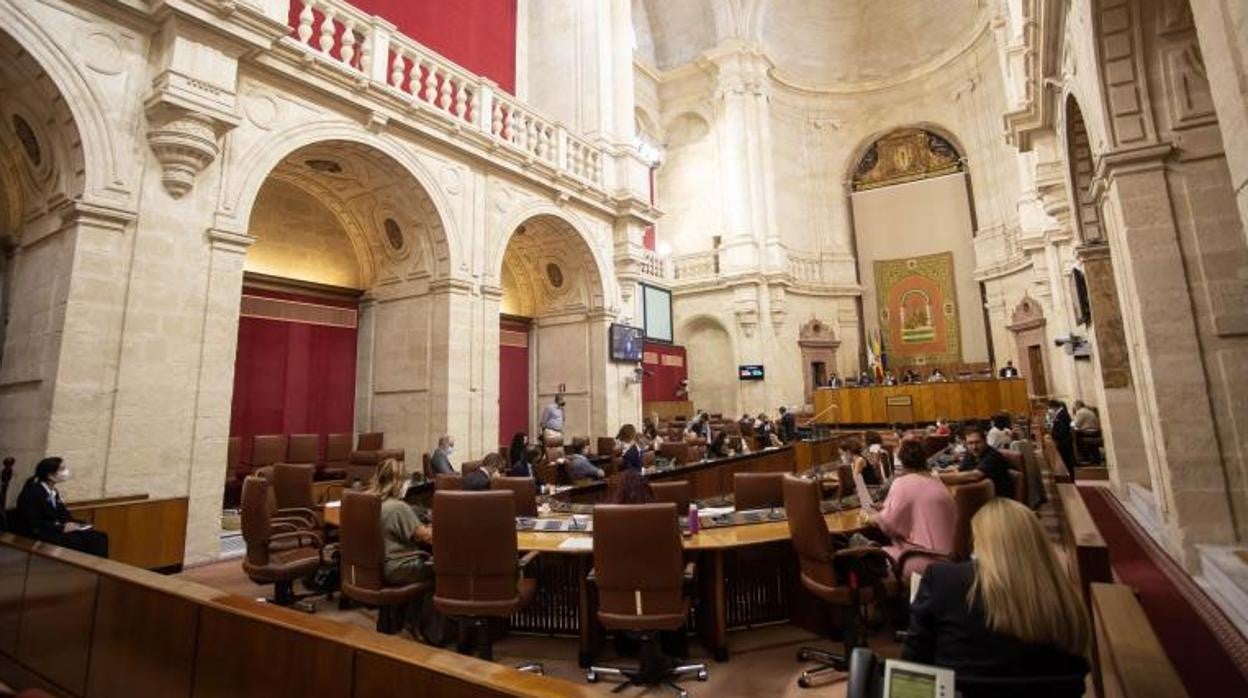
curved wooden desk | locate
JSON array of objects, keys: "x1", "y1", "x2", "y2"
[{"x1": 813, "y1": 378, "x2": 1028, "y2": 424}]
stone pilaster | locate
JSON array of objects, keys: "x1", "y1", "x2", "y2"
[{"x1": 427, "y1": 277, "x2": 476, "y2": 454}]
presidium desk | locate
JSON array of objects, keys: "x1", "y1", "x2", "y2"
[
  {"x1": 325, "y1": 444, "x2": 864, "y2": 665},
  {"x1": 812, "y1": 378, "x2": 1029, "y2": 425}
]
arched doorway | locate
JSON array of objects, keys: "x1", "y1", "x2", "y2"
[
  {"x1": 229, "y1": 139, "x2": 450, "y2": 501},
  {"x1": 680, "y1": 315, "x2": 737, "y2": 416},
  {"x1": 0, "y1": 26, "x2": 90, "y2": 478},
  {"x1": 498, "y1": 214, "x2": 608, "y2": 445},
  {"x1": 848, "y1": 127, "x2": 989, "y2": 375}
]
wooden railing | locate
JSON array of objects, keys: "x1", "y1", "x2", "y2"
[
  {"x1": 66, "y1": 496, "x2": 188, "y2": 571},
  {"x1": 0, "y1": 533, "x2": 594, "y2": 697},
  {"x1": 1091, "y1": 583, "x2": 1190, "y2": 698},
  {"x1": 285, "y1": 0, "x2": 604, "y2": 189}
]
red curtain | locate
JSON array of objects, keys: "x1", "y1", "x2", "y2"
[
  {"x1": 348, "y1": 0, "x2": 517, "y2": 93},
  {"x1": 230, "y1": 290, "x2": 358, "y2": 462},
  {"x1": 642, "y1": 342, "x2": 687, "y2": 403},
  {"x1": 498, "y1": 318, "x2": 530, "y2": 447}
]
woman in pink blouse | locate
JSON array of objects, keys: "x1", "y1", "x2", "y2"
[{"x1": 868, "y1": 437, "x2": 958, "y2": 580}]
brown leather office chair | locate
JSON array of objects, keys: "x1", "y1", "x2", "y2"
[
  {"x1": 651, "y1": 480, "x2": 691, "y2": 513},
  {"x1": 434, "y1": 473, "x2": 462, "y2": 491},
  {"x1": 834, "y1": 464, "x2": 855, "y2": 503},
  {"x1": 535, "y1": 460, "x2": 560, "y2": 486},
  {"x1": 287, "y1": 434, "x2": 319, "y2": 464},
  {"x1": 733, "y1": 472, "x2": 785, "y2": 510},
  {"x1": 492, "y1": 477, "x2": 537, "y2": 517},
  {"x1": 597, "y1": 437, "x2": 620, "y2": 457},
  {"x1": 324, "y1": 433, "x2": 351, "y2": 480},
  {"x1": 357, "y1": 432, "x2": 384, "y2": 451},
  {"x1": 254, "y1": 466, "x2": 321, "y2": 538},
  {"x1": 223, "y1": 436, "x2": 244, "y2": 507},
  {"x1": 432, "y1": 491, "x2": 541, "y2": 668},
  {"x1": 421, "y1": 452, "x2": 433, "y2": 479},
  {"x1": 659, "y1": 442, "x2": 690, "y2": 464},
  {"x1": 783, "y1": 474, "x2": 894, "y2": 688},
  {"x1": 950, "y1": 479, "x2": 995, "y2": 560},
  {"x1": 339, "y1": 491, "x2": 431, "y2": 633},
  {"x1": 240, "y1": 476, "x2": 324, "y2": 611},
  {"x1": 587, "y1": 503, "x2": 708, "y2": 693},
  {"x1": 346, "y1": 448, "x2": 405, "y2": 487},
  {"x1": 272, "y1": 463, "x2": 319, "y2": 514},
  {"x1": 250, "y1": 434, "x2": 285, "y2": 469},
  {"x1": 921, "y1": 435, "x2": 951, "y2": 459}
]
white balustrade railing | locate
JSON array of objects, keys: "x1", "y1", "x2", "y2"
[
  {"x1": 639, "y1": 249, "x2": 667, "y2": 279},
  {"x1": 786, "y1": 253, "x2": 821, "y2": 283},
  {"x1": 287, "y1": 0, "x2": 604, "y2": 188}
]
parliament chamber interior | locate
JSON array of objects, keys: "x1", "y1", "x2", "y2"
[{"x1": 2, "y1": 0, "x2": 1248, "y2": 696}]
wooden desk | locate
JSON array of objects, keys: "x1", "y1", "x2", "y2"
[
  {"x1": 813, "y1": 378, "x2": 1028, "y2": 425},
  {"x1": 558, "y1": 446, "x2": 797, "y2": 504}
]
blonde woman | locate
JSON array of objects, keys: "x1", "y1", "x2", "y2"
[
  {"x1": 903, "y1": 498, "x2": 1090, "y2": 691},
  {"x1": 368, "y1": 458, "x2": 433, "y2": 585}
]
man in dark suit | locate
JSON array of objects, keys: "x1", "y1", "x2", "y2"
[
  {"x1": 1048, "y1": 399, "x2": 1076, "y2": 476},
  {"x1": 15, "y1": 457, "x2": 109, "y2": 557},
  {"x1": 778, "y1": 406, "x2": 798, "y2": 443},
  {"x1": 429, "y1": 435, "x2": 457, "y2": 475},
  {"x1": 999, "y1": 360, "x2": 1020, "y2": 378}
]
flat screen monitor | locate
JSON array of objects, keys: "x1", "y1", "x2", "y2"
[
  {"x1": 642, "y1": 284, "x2": 673, "y2": 342},
  {"x1": 610, "y1": 323, "x2": 644, "y2": 362},
  {"x1": 738, "y1": 364, "x2": 765, "y2": 380}
]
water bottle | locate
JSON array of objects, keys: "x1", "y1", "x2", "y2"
[{"x1": 687, "y1": 503, "x2": 700, "y2": 534}]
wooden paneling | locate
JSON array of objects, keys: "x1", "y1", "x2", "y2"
[
  {"x1": 192, "y1": 603, "x2": 355, "y2": 698},
  {"x1": 86, "y1": 577, "x2": 199, "y2": 698},
  {"x1": 0, "y1": 547, "x2": 27, "y2": 656},
  {"x1": 1092, "y1": 583, "x2": 1189, "y2": 698},
  {"x1": 16, "y1": 554, "x2": 98, "y2": 695},
  {"x1": 87, "y1": 497, "x2": 189, "y2": 570},
  {"x1": 793, "y1": 437, "x2": 842, "y2": 472},
  {"x1": 812, "y1": 379, "x2": 1028, "y2": 424},
  {"x1": 645, "y1": 400, "x2": 694, "y2": 421},
  {"x1": 353, "y1": 651, "x2": 514, "y2": 698},
  {"x1": 1055, "y1": 484, "x2": 1112, "y2": 609}
]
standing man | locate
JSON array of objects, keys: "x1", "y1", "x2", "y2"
[
  {"x1": 779, "y1": 406, "x2": 798, "y2": 443},
  {"x1": 540, "y1": 394, "x2": 566, "y2": 443},
  {"x1": 1048, "y1": 399, "x2": 1076, "y2": 476},
  {"x1": 827, "y1": 372, "x2": 844, "y2": 388},
  {"x1": 429, "y1": 435, "x2": 457, "y2": 475},
  {"x1": 999, "y1": 360, "x2": 1020, "y2": 378}
]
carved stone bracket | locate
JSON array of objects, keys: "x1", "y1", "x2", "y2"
[{"x1": 145, "y1": 103, "x2": 235, "y2": 199}]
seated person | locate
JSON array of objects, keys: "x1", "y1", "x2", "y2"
[
  {"x1": 604, "y1": 468, "x2": 655, "y2": 504},
  {"x1": 904, "y1": 499, "x2": 1089, "y2": 693},
  {"x1": 507, "y1": 432, "x2": 529, "y2": 474},
  {"x1": 508, "y1": 444, "x2": 545, "y2": 479},
  {"x1": 928, "y1": 368, "x2": 948, "y2": 383},
  {"x1": 882, "y1": 371, "x2": 898, "y2": 386},
  {"x1": 987, "y1": 413, "x2": 1013, "y2": 450},
  {"x1": 1072, "y1": 400, "x2": 1101, "y2": 432},
  {"x1": 616, "y1": 424, "x2": 644, "y2": 471},
  {"x1": 463, "y1": 452, "x2": 505, "y2": 491},
  {"x1": 826, "y1": 372, "x2": 844, "y2": 388},
  {"x1": 15, "y1": 457, "x2": 109, "y2": 558},
  {"x1": 429, "y1": 434, "x2": 457, "y2": 475},
  {"x1": 932, "y1": 417, "x2": 952, "y2": 436},
  {"x1": 755, "y1": 415, "x2": 783, "y2": 448},
  {"x1": 566, "y1": 438, "x2": 604, "y2": 480},
  {"x1": 938, "y1": 427, "x2": 1016, "y2": 500},
  {"x1": 864, "y1": 431, "x2": 890, "y2": 481},
  {"x1": 640, "y1": 418, "x2": 663, "y2": 450},
  {"x1": 867, "y1": 439, "x2": 956, "y2": 580},
  {"x1": 857, "y1": 370, "x2": 875, "y2": 386},
  {"x1": 369, "y1": 458, "x2": 433, "y2": 585},
  {"x1": 737, "y1": 413, "x2": 756, "y2": 438},
  {"x1": 902, "y1": 368, "x2": 921, "y2": 383},
  {"x1": 685, "y1": 412, "x2": 710, "y2": 441},
  {"x1": 707, "y1": 431, "x2": 732, "y2": 459},
  {"x1": 840, "y1": 436, "x2": 882, "y2": 486}
]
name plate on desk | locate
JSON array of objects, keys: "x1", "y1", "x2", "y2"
[{"x1": 885, "y1": 395, "x2": 914, "y2": 406}]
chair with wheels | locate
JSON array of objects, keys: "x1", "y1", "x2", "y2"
[
  {"x1": 733, "y1": 471, "x2": 785, "y2": 510},
  {"x1": 587, "y1": 503, "x2": 708, "y2": 696},
  {"x1": 651, "y1": 480, "x2": 691, "y2": 513},
  {"x1": 492, "y1": 477, "x2": 537, "y2": 517},
  {"x1": 339, "y1": 491, "x2": 432, "y2": 634},
  {"x1": 240, "y1": 476, "x2": 324, "y2": 612}
]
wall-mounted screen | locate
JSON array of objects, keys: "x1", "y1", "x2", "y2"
[
  {"x1": 642, "y1": 284, "x2": 673, "y2": 342},
  {"x1": 738, "y1": 364, "x2": 765, "y2": 380},
  {"x1": 610, "y1": 323, "x2": 644, "y2": 362}
]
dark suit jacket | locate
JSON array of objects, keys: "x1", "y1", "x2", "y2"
[
  {"x1": 15, "y1": 477, "x2": 75, "y2": 539},
  {"x1": 780, "y1": 413, "x2": 798, "y2": 442},
  {"x1": 1051, "y1": 408, "x2": 1073, "y2": 444},
  {"x1": 904, "y1": 561, "x2": 1088, "y2": 693},
  {"x1": 621, "y1": 444, "x2": 643, "y2": 471},
  {"x1": 429, "y1": 448, "x2": 455, "y2": 475}
]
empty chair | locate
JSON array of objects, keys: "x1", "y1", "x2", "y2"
[
  {"x1": 323, "y1": 433, "x2": 352, "y2": 480},
  {"x1": 651, "y1": 480, "x2": 691, "y2": 514},
  {"x1": 434, "y1": 473, "x2": 463, "y2": 491},
  {"x1": 658, "y1": 442, "x2": 691, "y2": 464},
  {"x1": 587, "y1": 503, "x2": 708, "y2": 692},
  {"x1": 733, "y1": 472, "x2": 785, "y2": 510},
  {"x1": 224, "y1": 436, "x2": 244, "y2": 507},
  {"x1": 492, "y1": 477, "x2": 538, "y2": 517},
  {"x1": 432, "y1": 491, "x2": 540, "y2": 667},
  {"x1": 950, "y1": 479, "x2": 995, "y2": 560},
  {"x1": 783, "y1": 474, "x2": 894, "y2": 687},
  {"x1": 272, "y1": 463, "x2": 319, "y2": 515},
  {"x1": 346, "y1": 448, "x2": 405, "y2": 487},
  {"x1": 286, "y1": 433, "x2": 319, "y2": 464},
  {"x1": 339, "y1": 490, "x2": 431, "y2": 633},
  {"x1": 240, "y1": 475, "x2": 324, "y2": 611},
  {"x1": 357, "y1": 432, "x2": 384, "y2": 451}
]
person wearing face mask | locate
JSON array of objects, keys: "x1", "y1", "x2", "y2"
[
  {"x1": 428, "y1": 434, "x2": 457, "y2": 476},
  {"x1": 15, "y1": 457, "x2": 109, "y2": 557}
]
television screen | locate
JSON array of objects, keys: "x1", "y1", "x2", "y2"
[
  {"x1": 642, "y1": 284, "x2": 673, "y2": 342},
  {"x1": 738, "y1": 364, "x2": 765, "y2": 380},
  {"x1": 610, "y1": 324, "x2": 644, "y2": 362}
]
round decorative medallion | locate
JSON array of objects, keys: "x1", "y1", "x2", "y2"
[
  {"x1": 12, "y1": 115, "x2": 40, "y2": 166},
  {"x1": 546, "y1": 263, "x2": 564, "y2": 288},
  {"x1": 384, "y1": 218, "x2": 404, "y2": 251}
]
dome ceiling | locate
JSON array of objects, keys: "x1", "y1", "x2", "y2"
[{"x1": 635, "y1": 0, "x2": 988, "y2": 87}]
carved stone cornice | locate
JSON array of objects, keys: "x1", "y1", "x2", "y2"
[
  {"x1": 206, "y1": 226, "x2": 255, "y2": 252},
  {"x1": 427, "y1": 277, "x2": 475, "y2": 296},
  {"x1": 479, "y1": 284, "x2": 505, "y2": 302},
  {"x1": 1074, "y1": 240, "x2": 1112, "y2": 263}
]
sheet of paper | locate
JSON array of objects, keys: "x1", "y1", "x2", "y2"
[
  {"x1": 557, "y1": 537, "x2": 594, "y2": 551},
  {"x1": 324, "y1": 500, "x2": 341, "y2": 509},
  {"x1": 910, "y1": 571, "x2": 923, "y2": 603},
  {"x1": 699, "y1": 506, "x2": 735, "y2": 517}
]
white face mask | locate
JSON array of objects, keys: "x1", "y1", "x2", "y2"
[
  {"x1": 446, "y1": 447, "x2": 455, "y2": 456},
  {"x1": 53, "y1": 467, "x2": 70, "y2": 482}
]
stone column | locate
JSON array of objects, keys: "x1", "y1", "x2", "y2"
[
  {"x1": 427, "y1": 278, "x2": 476, "y2": 454},
  {"x1": 183, "y1": 227, "x2": 252, "y2": 564},
  {"x1": 1074, "y1": 241, "x2": 1148, "y2": 493},
  {"x1": 477, "y1": 284, "x2": 504, "y2": 458},
  {"x1": 353, "y1": 296, "x2": 378, "y2": 433},
  {"x1": 1097, "y1": 146, "x2": 1236, "y2": 563},
  {"x1": 1190, "y1": 0, "x2": 1248, "y2": 247}
]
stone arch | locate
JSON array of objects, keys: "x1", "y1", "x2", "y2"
[
  {"x1": 0, "y1": 3, "x2": 113, "y2": 203},
  {"x1": 845, "y1": 124, "x2": 966, "y2": 192},
  {"x1": 677, "y1": 313, "x2": 739, "y2": 415},
  {"x1": 219, "y1": 120, "x2": 458, "y2": 281},
  {"x1": 1062, "y1": 95, "x2": 1104, "y2": 244},
  {"x1": 492, "y1": 201, "x2": 612, "y2": 315}
]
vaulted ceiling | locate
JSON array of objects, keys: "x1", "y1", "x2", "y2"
[{"x1": 634, "y1": 0, "x2": 988, "y2": 87}]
